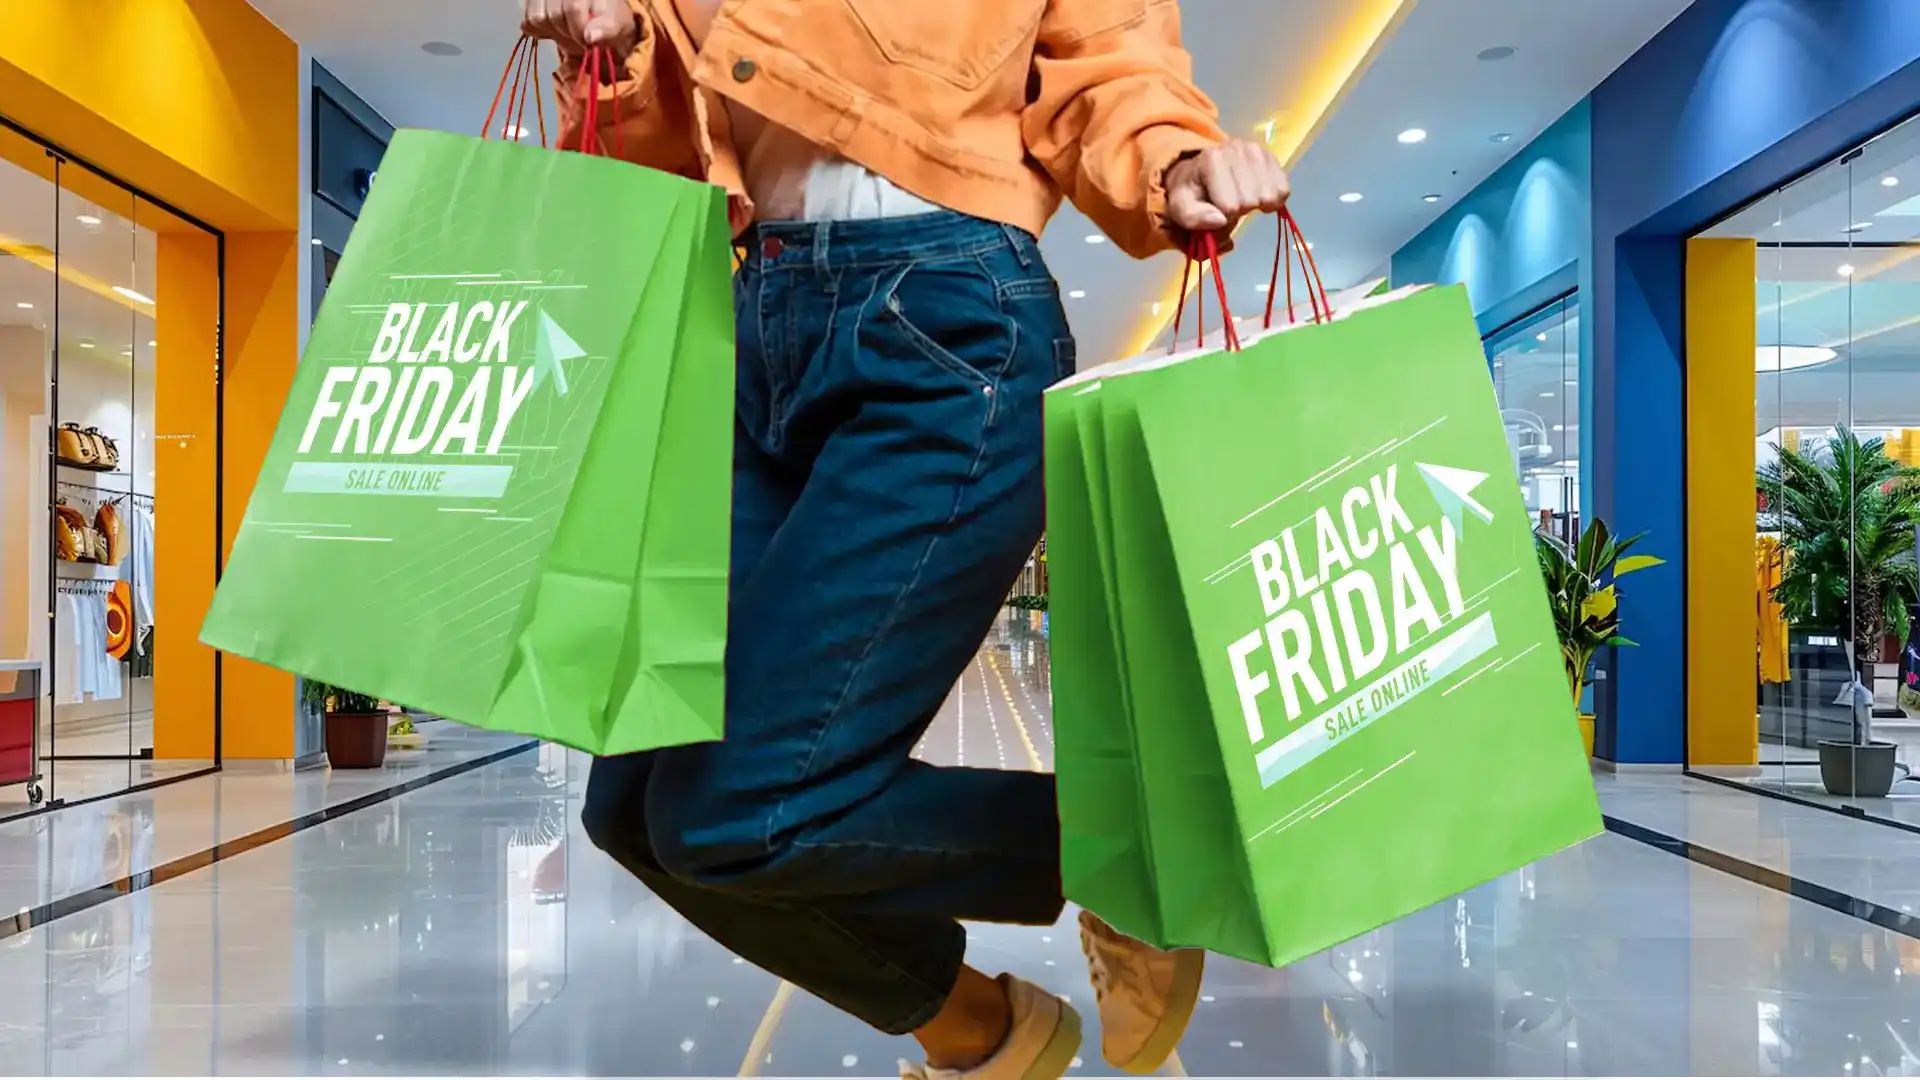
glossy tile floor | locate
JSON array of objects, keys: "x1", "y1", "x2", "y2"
[{"x1": 6, "y1": 616, "x2": 1920, "y2": 1075}]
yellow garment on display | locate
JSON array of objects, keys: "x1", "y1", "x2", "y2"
[{"x1": 1758, "y1": 534, "x2": 1790, "y2": 684}]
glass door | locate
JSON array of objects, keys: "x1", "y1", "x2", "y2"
[
  {"x1": 1485, "y1": 295, "x2": 1582, "y2": 542},
  {"x1": 0, "y1": 118, "x2": 220, "y2": 820}
]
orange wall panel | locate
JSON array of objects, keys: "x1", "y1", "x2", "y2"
[
  {"x1": 218, "y1": 230, "x2": 301, "y2": 759},
  {"x1": 154, "y1": 232, "x2": 220, "y2": 760},
  {"x1": 0, "y1": 0, "x2": 298, "y2": 232}
]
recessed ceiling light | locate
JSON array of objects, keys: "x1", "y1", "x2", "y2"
[
  {"x1": 1084, "y1": 234, "x2": 1105, "y2": 245},
  {"x1": 1151, "y1": 301, "x2": 1162, "y2": 315},
  {"x1": 1884, "y1": 176, "x2": 1901, "y2": 187},
  {"x1": 79, "y1": 341, "x2": 94, "y2": 349},
  {"x1": 113, "y1": 286, "x2": 155, "y2": 305},
  {"x1": 121, "y1": 349, "x2": 132, "y2": 357},
  {"x1": 421, "y1": 40, "x2": 463, "y2": 57},
  {"x1": 1339, "y1": 192, "x2": 1364, "y2": 203},
  {"x1": 76, "y1": 215, "x2": 101, "y2": 226},
  {"x1": 507, "y1": 125, "x2": 529, "y2": 140},
  {"x1": 311, "y1": 237, "x2": 323, "y2": 246},
  {"x1": 1846, "y1": 221, "x2": 1873, "y2": 233},
  {"x1": 1540, "y1": 391, "x2": 1556, "y2": 398},
  {"x1": 148, "y1": 340, "x2": 157, "y2": 347},
  {"x1": 1477, "y1": 45, "x2": 1518, "y2": 62},
  {"x1": 1068, "y1": 289, "x2": 1086, "y2": 299},
  {"x1": 1256, "y1": 283, "x2": 1271, "y2": 293},
  {"x1": 1397, "y1": 128, "x2": 1427, "y2": 145},
  {"x1": 14, "y1": 302, "x2": 31, "y2": 310},
  {"x1": 1536, "y1": 332, "x2": 1547, "y2": 342},
  {"x1": 1757, "y1": 345, "x2": 1838, "y2": 371},
  {"x1": 1837, "y1": 263, "x2": 1856, "y2": 277},
  {"x1": 1490, "y1": 133, "x2": 1513, "y2": 144},
  {"x1": 1552, "y1": 424, "x2": 1565, "y2": 432},
  {"x1": 1306, "y1": 242, "x2": 1314, "y2": 250},
  {"x1": 1422, "y1": 193, "x2": 1442, "y2": 203}
]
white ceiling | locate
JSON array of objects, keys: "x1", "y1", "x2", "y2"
[
  {"x1": 1151, "y1": 0, "x2": 1697, "y2": 352},
  {"x1": 251, "y1": 0, "x2": 1694, "y2": 366}
]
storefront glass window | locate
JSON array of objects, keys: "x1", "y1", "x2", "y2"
[
  {"x1": 0, "y1": 121, "x2": 221, "y2": 818},
  {"x1": 1700, "y1": 114, "x2": 1920, "y2": 824},
  {"x1": 1485, "y1": 296, "x2": 1582, "y2": 543}
]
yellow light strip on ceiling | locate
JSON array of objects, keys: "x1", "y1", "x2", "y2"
[
  {"x1": 1123, "y1": 0, "x2": 1418, "y2": 359},
  {"x1": 0, "y1": 234, "x2": 157, "y2": 320}
]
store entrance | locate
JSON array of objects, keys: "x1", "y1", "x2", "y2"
[{"x1": 0, "y1": 119, "x2": 221, "y2": 818}]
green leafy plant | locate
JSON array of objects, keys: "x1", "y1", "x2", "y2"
[
  {"x1": 1759, "y1": 427, "x2": 1920, "y2": 679},
  {"x1": 1535, "y1": 519, "x2": 1664, "y2": 701},
  {"x1": 299, "y1": 677, "x2": 383, "y2": 716},
  {"x1": 1007, "y1": 594, "x2": 1049, "y2": 612}
]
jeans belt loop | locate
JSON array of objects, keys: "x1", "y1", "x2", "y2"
[
  {"x1": 813, "y1": 221, "x2": 835, "y2": 291},
  {"x1": 1001, "y1": 224, "x2": 1033, "y2": 269}
]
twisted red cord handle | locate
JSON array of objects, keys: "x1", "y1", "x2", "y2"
[
  {"x1": 482, "y1": 37, "x2": 549, "y2": 146},
  {"x1": 568, "y1": 46, "x2": 626, "y2": 158},
  {"x1": 1264, "y1": 208, "x2": 1330, "y2": 329},
  {"x1": 1168, "y1": 232, "x2": 1242, "y2": 353}
]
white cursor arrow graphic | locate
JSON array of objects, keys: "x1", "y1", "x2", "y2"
[
  {"x1": 1415, "y1": 462, "x2": 1495, "y2": 533},
  {"x1": 533, "y1": 310, "x2": 585, "y2": 397}
]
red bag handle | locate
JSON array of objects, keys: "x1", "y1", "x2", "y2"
[
  {"x1": 1167, "y1": 210, "x2": 1331, "y2": 355},
  {"x1": 1264, "y1": 208, "x2": 1330, "y2": 330},
  {"x1": 483, "y1": 36, "x2": 549, "y2": 147},
  {"x1": 569, "y1": 46, "x2": 627, "y2": 158},
  {"x1": 1168, "y1": 233, "x2": 1242, "y2": 353}
]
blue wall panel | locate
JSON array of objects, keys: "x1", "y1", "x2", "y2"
[{"x1": 1590, "y1": 0, "x2": 1920, "y2": 762}]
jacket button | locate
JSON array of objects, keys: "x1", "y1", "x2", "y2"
[{"x1": 731, "y1": 57, "x2": 757, "y2": 83}]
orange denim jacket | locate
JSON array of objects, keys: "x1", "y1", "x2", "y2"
[{"x1": 555, "y1": 0, "x2": 1227, "y2": 257}]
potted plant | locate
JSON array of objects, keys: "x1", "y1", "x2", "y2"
[
  {"x1": 301, "y1": 677, "x2": 389, "y2": 769},
  {"x1": 1535, "y1": 518, "x2": 1663, "y2": 757},
  {"x1": 1760, "y1": 427, "x2": 1920, "y2": 797}
]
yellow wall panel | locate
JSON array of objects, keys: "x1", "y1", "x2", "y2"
[{"x1": 1686, "y1": 238, "x2": 1759, "y2": 767}]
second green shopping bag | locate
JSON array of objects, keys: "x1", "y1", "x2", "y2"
[{"x1": 1049, "y1": 276, "x2": 1602, "y2": 969}]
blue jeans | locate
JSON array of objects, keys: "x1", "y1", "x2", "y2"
[{"x1": 582, "y1": 211, "x2": 1074, "y2": 1034}]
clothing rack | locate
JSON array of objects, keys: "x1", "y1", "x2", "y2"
[{"x1": 55, "y1": 480, "x2": 154, "y2": 505}]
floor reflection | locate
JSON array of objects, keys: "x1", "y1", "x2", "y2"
[{"x1": 5, "y1": 617, "x2": 1920, "y2": 1074}]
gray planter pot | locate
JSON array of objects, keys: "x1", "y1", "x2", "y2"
[{"x1": 1817, "y1": 739, "x2": 1898, "y2": 798}]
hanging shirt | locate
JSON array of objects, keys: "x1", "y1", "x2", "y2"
[
  {"x1": 670, "y1": 0, "x2": 940, "y2": 223},
  {"x1": 1758, "y1": 535, "x2": 1790, "y2": 685}
]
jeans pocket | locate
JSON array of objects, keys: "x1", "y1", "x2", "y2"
[{"x1": 873, "y1": 259, "x2": 1017, "y2": 391}]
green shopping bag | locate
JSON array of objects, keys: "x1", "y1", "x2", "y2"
[
  {"x1": 1048, "y1": 246, "x2": 1600, "y2": 968},
  {"x1": 201, "y1": 125, "x2": 734, "y2": 755}
]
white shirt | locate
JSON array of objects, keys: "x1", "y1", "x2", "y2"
[{"x1": 672, "y1": 0, "x2": 939, "y2": 222}]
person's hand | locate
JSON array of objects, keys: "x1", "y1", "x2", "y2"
[
  {"x1": 521, "y1": 0, "x2": 638, "y2": 62},
  {"x1": 1164, "y1": 139, "x2": 1291, "y2": 238}
]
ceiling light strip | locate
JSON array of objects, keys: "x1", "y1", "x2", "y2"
[
  {"x1": 0, "y1": 234, "x2": 157, "y2": 318},
  {"x1": 1124, "y1": 0, "x2": 1418, "y2": 359}
]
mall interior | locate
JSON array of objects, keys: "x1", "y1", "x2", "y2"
[{"x1": 11, "y1": 0, "x2": 1920, "y2": 1074}]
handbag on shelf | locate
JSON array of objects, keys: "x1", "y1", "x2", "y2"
[
  {"x1": 55, "y1": 423, "x2": 120, "y2": 472},
  {"x1": 95, "y1": 500, "x2": 126, "y2": 566},
  {"x1": 54, "y1": 503, "x2": 91, "y2": 563}
]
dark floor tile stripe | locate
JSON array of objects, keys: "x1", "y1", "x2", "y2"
[
  {"x1": 0, "y1": 739, "x2": 540, "y2": 942},
  {"x1": 1603, "y1": 813, "x2": 1920, "y2": 939}
]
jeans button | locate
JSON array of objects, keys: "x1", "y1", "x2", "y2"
[{"x1": 732, "y1": 57, "x2": 758, "y2": 83}]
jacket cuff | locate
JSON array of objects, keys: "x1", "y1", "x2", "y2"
[{"x1": 1141, "y1": 127, "x2": 1221, "y2": 248}]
